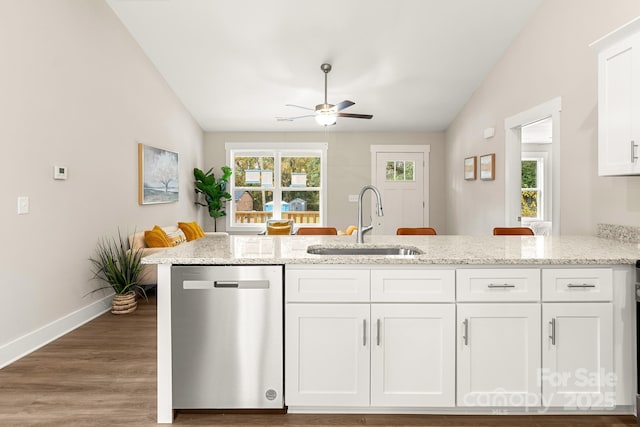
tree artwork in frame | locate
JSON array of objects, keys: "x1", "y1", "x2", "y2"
[
  {"x1": 480, "y1": 153, "x2": 495, "y2": 181},
  {"x1": 464, "y1": 156, "x2": 476, "y2": 180},
  {"x1": 138, "y1": 143, "x2": 179, "y2": 205}
]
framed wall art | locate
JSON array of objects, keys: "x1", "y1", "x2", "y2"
[
  {"x1": 480, "y1": 153, "x2": 495, "y2": 181},
  {"x1": 464, "y1": 156, "x2": 476, "y2": 180},
  {"x1": 138, "y1": 143, "x2": 179, "y2": 205}
]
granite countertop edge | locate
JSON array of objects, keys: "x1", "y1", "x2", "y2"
[{"x1": 141, "y1": 235, "x2": 640, "y2": 266}]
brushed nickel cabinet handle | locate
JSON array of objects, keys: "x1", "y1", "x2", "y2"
[
  {"x1": 567, "y1": 283, "x2": 596, "y2": 288},
  {"x1": 487, "y1": 283, "x2": 516, "y2": 288},
  {"x1": 632, "y1": 140, "x2": 638, "y2": 163},
  {"x1": 363, "y1": 319, "x2": 367, "y2": 346},
  {"x1": 463, "y1": 319, "x2": 469, "y2": 346},
  {"x1": 376, "y1": 319, "x2": 381, "y2": 346},
  {"x1": 549, "y1": 318, "x2": 556, "y2": 345}
]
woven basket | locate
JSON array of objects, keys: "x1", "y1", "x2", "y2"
[{"x1": 111, "y1": 291, "x2": 137, "y2": 315}]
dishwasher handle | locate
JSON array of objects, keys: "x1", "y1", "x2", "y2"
[{"x1": 183, "y1": 280, "x2": 270, "y2": 290}]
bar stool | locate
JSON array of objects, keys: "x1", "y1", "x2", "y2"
[
  {"x1": 396, "y1": 227, "x2": 437, "y2": 235},
  {"x1": 493, "y1": 227, "x2": 534, "y2": 236},
  {"x1": 297, "y1": 227, "x2": 338, "y2": 235}
]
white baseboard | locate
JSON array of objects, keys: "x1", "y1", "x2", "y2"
[{"x1": 0, "y1": 294, "x2": 113, "y2": 369}]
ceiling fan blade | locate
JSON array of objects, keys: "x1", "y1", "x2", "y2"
[
  {"x1": 285, "y1": 104, "x2": 315, "y2": 111},
  {"x1": 337, "y1": 112, "x2": 373, "y2": 119},
  {"x1": 334, "y1": 100, "x2": 355, "y2": 112},
  {"x1": 276, "y1": 114, "x2": 315, "y2": 121}
]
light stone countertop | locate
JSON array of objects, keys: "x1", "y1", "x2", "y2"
[{"x1": 141, "y1": 234, "x2": 640, "y2": 265}]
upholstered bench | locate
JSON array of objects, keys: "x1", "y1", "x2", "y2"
[{"x1": 128, "y1": 223, "x2": 227, "y2": 286}]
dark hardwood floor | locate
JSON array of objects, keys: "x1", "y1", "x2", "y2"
[{"x1": 0, "y1": 295, "x2": 635, "y2": 426}]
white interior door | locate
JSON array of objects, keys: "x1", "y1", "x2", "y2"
[{"x1": 371, "y1": 146, "x2": 429, "y2": 235}]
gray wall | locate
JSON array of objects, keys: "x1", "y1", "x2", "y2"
[
  {"x1": 445, "y1": 0, "x2": 640, "y2": 235},
  {"x1": 0, "y1": 0, "x2": 203, "y2": 356},
  {"x1": 203, "y1": 132, "x2": 446, "y2": 233}
]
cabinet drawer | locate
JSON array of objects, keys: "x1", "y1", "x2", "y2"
[
  {"x1": 371, "y1": 269, "x2": 455, "y2": 302},
  {"x1": 542, "y1": 268, "x2": 613, "y2": 301},
  {"x1": 456, "y1": 269, "x2": 540, "y2": 302},
  {"x1": 286, "y1": 269, "x2": 370, "y2": 302}
]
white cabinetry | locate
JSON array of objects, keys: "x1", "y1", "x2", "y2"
[
  {"x1": 285, "y1": 303, "x2": 370, "y2": 406},
  {"x1": 285, "y1": 265, "x2": 627, "y2": 412},
  {"x1": 371, "y1": 303, "x2": 455, "y2": 407},
  {"x1": 541, "y1": 268, "x2": 614, "y2": 408},
  {"x1": 594, "y1": 18, "x2": 640, "y2": 175},
  {"x1": 285, "y1": 267, "x2": 455, "y2": 408},
  {"x1": 456, "y1": 268, "x2": 542, "y2": 407},
  {"x1": 457, "y1": 303, "x2": 541, "y2": 407}
]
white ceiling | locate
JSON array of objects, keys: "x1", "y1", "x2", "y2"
[{"x1": 107, "y1": 0, "x2": 541, "y2": 132}]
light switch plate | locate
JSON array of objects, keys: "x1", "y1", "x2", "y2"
[
  {"x1": 17, "y1": 196, "x2": 29, "y2": 214},
  {"x1": 54, "y1": 165, "x2": 68, "y2": 180},
  {"x1": 348, "y1": 195, "x2": 358, "y2": 202}
]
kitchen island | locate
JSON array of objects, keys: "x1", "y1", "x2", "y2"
[{"x1": 144, "y1": 234, "x2": 640, "y2": 424}]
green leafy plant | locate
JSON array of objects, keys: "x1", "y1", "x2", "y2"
[
  {"x1": 194, "y1": 166, "x2": 232, "y2": 230},
  {"x1": 89, "y1": 230, "x2": 146, "y2": 297}
]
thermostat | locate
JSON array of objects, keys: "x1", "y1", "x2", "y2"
[{"x1": 53, "y1": 166, "x2": 68, "y2": 180}]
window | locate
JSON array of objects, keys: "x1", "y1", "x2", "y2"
[
  {"x1": 385, "y1": 160, "x2": 415, "y2": 181},
  {"x1": 521, "y1": 157, "x2": 544, "y2": 220},
  {"x1": 226, "y1": 143, "x2": 327, "y2": 232}
]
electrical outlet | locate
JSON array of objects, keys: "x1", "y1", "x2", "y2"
[
  {"x1": 17, "y1": 196, "x2": 29, "y2": 214},
  {"x1": 348, "y1": 195, "x2": 358, "y2": 203}
]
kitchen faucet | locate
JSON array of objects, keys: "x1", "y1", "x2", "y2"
[{"x1": 356, "y1": 185, "x2": 384, "y2": 244}]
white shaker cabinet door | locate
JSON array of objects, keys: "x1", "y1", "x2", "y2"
[
  {"x1": 598, "y1": 31, "x2": 640, "y2": 176},
  {"x1": 541, "y1": 303, "x2": 614, "y2": 408},
  {"x1": 457, "y1": 303, "x2": 541, "y2": 407},
  {"x1": 285, "y1": 304, "x2": 370, "y2": 406},
  {"x1": 370, "y1": 304, "x2": 455, "y2": 407}
]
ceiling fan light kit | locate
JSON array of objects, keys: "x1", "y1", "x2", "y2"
[{"x1": 279, "y1": 63, "x2": 373, "y2": 126}]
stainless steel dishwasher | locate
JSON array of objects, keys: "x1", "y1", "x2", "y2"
[{"x1": 171, "y1": 265, "x2": 283, "y2": 409}]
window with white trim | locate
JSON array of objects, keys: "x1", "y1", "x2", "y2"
[
  {"x1": 226, "y1": 143, "x2": 327, "y2": 232},
  {"x1": 521, "y1": 156, "x2": 544, "y2": 221}
]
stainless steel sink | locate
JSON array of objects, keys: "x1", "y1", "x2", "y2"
[{"x1": 306, "y1": 246, "x2": 423, "y2": 256}]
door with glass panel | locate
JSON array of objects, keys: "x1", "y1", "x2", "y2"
[{"x1": 373, "y1": 150, "x2": 426, "y2": 235}]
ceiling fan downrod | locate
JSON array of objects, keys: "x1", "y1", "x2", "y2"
[{"x1": 320, "y1": 63, "x2": 332, "y2": 109}]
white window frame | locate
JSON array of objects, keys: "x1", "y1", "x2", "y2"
[
  {"x1": 520, "y1": 155, "x2": 544, "y2": 221},
  {"x1": 225, "y1": 142, "x2": 328, "y2": 233},
  {"x1": 521, "y1": 149, "x2": 551, "y2": 225}
]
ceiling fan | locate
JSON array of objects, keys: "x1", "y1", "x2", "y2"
[{"x1": 277, "y1": 63, "x2": 373, "y2": 126}]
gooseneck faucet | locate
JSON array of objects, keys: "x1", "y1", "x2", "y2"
[{"x1": 356, "y1": 185, "x2": 384, "y2": 244}]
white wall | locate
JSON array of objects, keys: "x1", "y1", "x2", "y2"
[
  {"x1": 445, "y1": 0, "x2": 640, "y2": 235},
  {"x1": 203, "y1": 132, "x2": 446, "y2": 234},
  {"x1": 0, "y1": 0, "x2": 202, "y2": 364}
]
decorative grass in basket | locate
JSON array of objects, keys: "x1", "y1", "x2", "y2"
[{"x1": 89, "y1": 229, "x2": 147, "y2": 314}]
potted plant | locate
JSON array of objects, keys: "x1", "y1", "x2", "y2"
[
  {"x1": 89, "y1": 229, "x2": 146, "y2": 314},
  {"x1": 194, "y1": 166, "x2": 232, "y2": 231}
]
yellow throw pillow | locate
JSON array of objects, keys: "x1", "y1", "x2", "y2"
[
  {"x1": 192, "y1": 222, "x2": 206, "y2": 238},
  {"x1": 144, "y1": 226, "x2": 171, "y2": 248},
  {"x1": 178, "y1": 222, "x2": 205, "y2": 241}
]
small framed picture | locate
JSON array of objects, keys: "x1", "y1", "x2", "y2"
[
  {"x1": 464, "y1": 156, "x2": 476, "y2": 180},
  {"x1": 480, "y1": 153, "x2": 495, "y2": 181}
]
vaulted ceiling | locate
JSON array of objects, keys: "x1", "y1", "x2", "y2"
[{"x1": 107, "y1": 0, "x2": 542, "y2": 132}]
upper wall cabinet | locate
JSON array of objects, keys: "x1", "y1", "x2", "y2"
[{"x1": 592, "y1": 17, "x2": 640, "y2": 176}]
